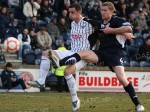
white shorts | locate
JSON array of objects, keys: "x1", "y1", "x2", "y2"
[{"x1": 54, "y1": 50, "x2": 87, "y2": 71}]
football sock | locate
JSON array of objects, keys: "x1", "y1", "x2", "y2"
[
  {"x1": 65, "y1": 57, "x2": 77, "y2": 65},
  {"x1": 65, "y1": 74, "x2": 78, "y2": 102},
  {"x1": 37, "y1": 56, "x2": 50, "y2": 85},
  {"x1": 124, "y1": 83, "x2": 140, "y2": 106},
  {"x1": 59, "y1": 53, "x2": 81, "y2": 66}
]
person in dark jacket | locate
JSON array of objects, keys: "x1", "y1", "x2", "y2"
[
  {"x1": 138, "y1": 36, "x2": 150, "y2": 62},
  {"x1": 40, "y1": 0, "x2": 54, "y2": 24},
  {"x1": 1, "y1": 62, "x2": 27, "y2": 92},
  {"x1": 88, "y1": 4, "x2": 101, "y2": 21},
  {"x1": 0, "y1": 6, "x2": 10, "y2": 41},
  {"x1": 30, "y1": 30, "x2": 38, "y2": 50},
  {"x1": 0, "y1": 6, "x2": 10, "y2": 29},
  {"x1": 57, "y1": 17, "x2": 70, "y2": 42}
]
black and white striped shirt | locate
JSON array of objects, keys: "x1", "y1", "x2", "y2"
[{"x1": 71, "y1": 17, "x2": 99, "y2": 52}]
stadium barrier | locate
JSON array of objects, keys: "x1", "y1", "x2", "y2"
[
  {"x1": 0, "y1": 69, "x2": 40, "y2": 92},
  {"x1": 0, "y1": 67, "x2": 149, "y2": 93},
  {"x1": 76, "y1": 70, "x2": 150, "y2": 93}
]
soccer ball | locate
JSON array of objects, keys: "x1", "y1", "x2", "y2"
[{"x1": 4, "y1": 37, "x2": 20, "y2": 53}]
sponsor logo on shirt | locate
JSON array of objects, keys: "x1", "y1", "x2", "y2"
[{"x1": 72, "y1": 34, "x2": 82, "y2": 39}]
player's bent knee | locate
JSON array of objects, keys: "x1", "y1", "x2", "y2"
[
  {"x1": 64, "y1": 66, "x2": 76, "y2": 76},
  {"x1": 64, "y1": 68, "x2": 70, "y2": 76},
  {"x1": 64, "y1": 67, "x2": 73, "y2": 76}
]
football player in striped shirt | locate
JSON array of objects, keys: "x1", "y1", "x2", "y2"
[{"x1": 28, "y1": 3, "x2": 100, "y2": 111}]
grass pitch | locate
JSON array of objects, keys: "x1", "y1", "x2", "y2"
[{"x1": 0, "y1": 92, "x2": 149, "y2": 112}]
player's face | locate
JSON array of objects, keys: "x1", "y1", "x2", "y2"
[
  {"x1": 69, "y1": 8, "x2": 81, "y2": 21},
  {"x1": 101, "y1": 6, "x2": 113, "y2": 20}
]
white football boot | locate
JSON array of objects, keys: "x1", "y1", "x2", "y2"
[
  {"x1": 27, "y1": 81, "x2": 44, "y2": 88},
  {"x1": 135, "y1": 104, "x2": 145, "y2": 112},
  {"x1": 49, "y1": 49, "x2": 60, "y2": 68},
  {"x1": 72, "y1": 98, "x2": 80, "y2": 111}
]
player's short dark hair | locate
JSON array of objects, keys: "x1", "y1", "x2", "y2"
[{"x1": 69, "y1": 3, "x2": 82, "y2": 11}]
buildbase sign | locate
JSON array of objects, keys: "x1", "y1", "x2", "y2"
[{"x1": 76, "y1": 71, "x2": 150, "y2": 92}]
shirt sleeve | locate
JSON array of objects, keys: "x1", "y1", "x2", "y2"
[{"x1": 115, "y1": 17, "x2": 131, "y2": 27}]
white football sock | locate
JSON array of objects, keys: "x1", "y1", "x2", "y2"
[
  {"x1": 65, "y1": 74, "x2": 78, "y2": 102},
  {"x1": 37, "y1": 56, "x2": 50, "y2": 85}
]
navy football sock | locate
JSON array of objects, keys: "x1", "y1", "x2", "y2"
[
  {"x1": 65, "y1": 57, "x2": 77, "y2": 65},
  {"x1": 59, "y1": 53, "x2": 81, "y2": 66},
  {"x1": 124, "y1": 83, "x2": 140, "y2": 106}
]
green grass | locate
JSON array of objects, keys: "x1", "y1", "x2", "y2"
[{"x1": 0, "y1": 92, "x2": 149, "y2": 112}]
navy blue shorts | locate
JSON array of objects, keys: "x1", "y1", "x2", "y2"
[{"x1": 93, "y1": 49, "x2": 124, "y2": 72}]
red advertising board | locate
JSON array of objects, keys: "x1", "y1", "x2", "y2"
[{"x1": 76, "y1": 71, "x2": 150, "y2": 92}]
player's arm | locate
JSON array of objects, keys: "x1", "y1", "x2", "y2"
[
  {"x1": 110, "y1": 26, "x2": 132, "y2": 34},
  {"x1": 101, "y1": 25, "x2": 132, "y2": 35},
  {"x1": 101, "y1": 17, "x2": 132, "y2": 35}
]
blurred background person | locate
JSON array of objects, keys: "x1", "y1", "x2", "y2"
[
  {"x1": 23, "y1": 0, "x2": 40, "y2": 24},
  {"x1": 88, "y1": 4, "x2": 101, "y2": 21},
  {"x1": 138, "y1": 0, "x2": 150, "y2": 14},
  {"x1": 40, "y1": 0, "x2": 54, "y2": 24},
  {"x1": 26, "y1": 16, "x2": 40, "y2": 32},
  {"x1": 89, "y1": 0, "x2": 102, "y2": 9},
  {"x1": 118, "y1": 3, "x2": 129, "y2": 19},
  {"x1": 46, "y1": 18, "x2": 60, "y2": 49},
  {"x1": 37, "y1": 26, "x2": 52, "y2": 50},
  {"x1": 1, "y1": 62, "x2": 27, "y2": 92},
  {"x1": 29, "y1": 30, "x2": 38, "y2": 50},
  {"x1": 17, "y1": 28, "x2": 31, "y2": 59},
  {"x1": 57, "y1": 17, "x2": 70, "y2": 43},
  {"x1": 134, "y1": 11, "x2": 149, "y2": 34},
  {"x1": 58, "y1": 9, "x2": 70, "y2": 25},
  {"x1": 138, "y1": 36, "x2": 150, "y2": 62},
  {"x1": 0, "y1": 6, "x2": 10, "y2": 42},
  {"x1": 6, "y1": 18, "x2": 22, "y2": 38}
]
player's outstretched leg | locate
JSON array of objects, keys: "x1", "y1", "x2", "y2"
[
  {"x1": 28, "y1": 51, "x2": 51, "y2": 88},
  {"x1": 59, "y1": 50, "x2": 98, "y2": 66},
  {"x1": 64, "y1": 65, "x2": 80, "y2": 111},
  {"x1": 114, "y1": 66, "x2": 145, "y2": 112},
  {"x1": 48, "y1": 51, "x2": 81, "y2": 68}
]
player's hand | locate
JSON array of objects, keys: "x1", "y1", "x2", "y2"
[
  {"x1": 100, "y1": 26, "x2": 113, "y2": 34},
  {"x1": 123, "y1": 33, "x2": 135, "y2": 39}
]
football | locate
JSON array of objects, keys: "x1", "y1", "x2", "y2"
[{"x1": 4, "y1": 37, "x2": 20, "y2": 53}]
